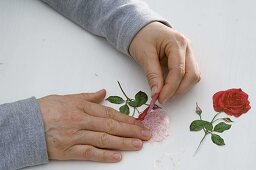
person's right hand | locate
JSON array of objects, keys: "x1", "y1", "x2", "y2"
[
  {"x1": 129, "y1": 22, "x2": 201, "y2": 104},
  {"x1": 37, "y1": 89, "x2": 151, "y2": 163}
]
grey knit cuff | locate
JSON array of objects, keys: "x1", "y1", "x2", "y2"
[{"x1": 0, "y1": 97, "x2": 48, "y2": 170}]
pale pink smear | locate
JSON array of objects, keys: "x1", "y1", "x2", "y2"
[{"x1": 142, "y1": 109, "x2": 170, "y2": 143}]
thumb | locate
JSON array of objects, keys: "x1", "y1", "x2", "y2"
[
  {"x1": 81, "y1": 89, "x2": 106, "y2": 103},
  {"x1": 143, "y1": 53, "x2": 164, "y2": 96}
]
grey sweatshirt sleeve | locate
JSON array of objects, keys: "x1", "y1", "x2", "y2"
[
  {"x1": 0, "y1": 98, "x2": 48, "y2": 170},
  {"x1": 40, "y1": 0, "x2": 170, "y2": 55}
]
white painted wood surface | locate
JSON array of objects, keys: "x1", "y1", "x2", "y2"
[{"x1": 1, "y1": 0, "x2": 255, "y2": 169}]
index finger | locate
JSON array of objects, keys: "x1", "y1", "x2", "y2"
[
  {"x1": 79, "y1": 115, "x2": 152, "y2": 141},
  {"x1": 159, "y1": 43, "x2": 187, "y2": 103},
  {"x1": 82, "y1": 101, "x2": 144, "y2": 127}
]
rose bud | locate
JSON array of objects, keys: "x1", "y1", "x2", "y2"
[{"x1": 195, "y1": 103, "x2": 202, "y2": 115}]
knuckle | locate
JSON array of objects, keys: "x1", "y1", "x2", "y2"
[
  {"x1": 105, "y1": 119, "x2": 118, "y2": 134},
  {"x1": 126, "y1": 124, "x2": 138, "y2": 133},
  {"x1": 83, "y1": 114, "x2": 94, "y2": 128},
  {"x1": 176, "y1": 33, "x2": 188, "y2": 47},
  {"x1": 101, "y1": 151, "x2": 109, "y2": 162},
  {"x1": 83, "y1": 102, "x2": 92, "y2": 112},
  {"x1": 146, "y1": 72, "x2": 160, "y2": 87},
  {"x1": 190, "y1": 73, "x2": 198, "y2": 82},
  {"x1": 74, "y1": 129, "x2": 85, "y2": 139},
  {"x1": 146, "y1": 72, "x2": 159, "y2": 81},
  {"x1": 122, "y1": 137, "x2": 126, "y2": 147},
  {"x1": 126, "y1": 117, "x2": 136, "y2": 125},
  {"x1": 173, "y1": 64, "x2": 186, "y2": 76},
  {"x1": 68, "y1": 112, "x2": 83, "y2": 123},
  {"x1": 194, "y1": 72, "x2": 201, "y2": 83},
  {"x1": 82, "y1": 146, "x2": 94, "y2": 160},
  {"x1": 99, "y1": 133, "x2": 109, "y2": 147},
  {"x1": 65, "y1": 129, "x2": 79, "y2": 137},
  {"x1": 80, "y1": 93, "x2": 90, "y2": 100},
  {"x1": 104, "y1": 107, "x2": 116, "y2": 119},
  {"x1": 77, "y1": 101, "x2": 87, "y2": 110}
]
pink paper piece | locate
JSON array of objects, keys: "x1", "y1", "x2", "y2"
[{"x1": 142, "y1": 109, "x2": 170, "y2": 143}]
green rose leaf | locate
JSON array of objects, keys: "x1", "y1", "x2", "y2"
[
  {"x1": 214, "y1": 122, "x2": 231, "y2": 133},
  {"x1": 211, "y1": 134, "x2": 225, "y2": 146},
  {"x1": 190, "y1": 120, "x2": 213, "y2": 132},
  {"x1": 128, "y1": 91, "x2": 148, "y2": 107},
  {"x1": 190, "y1": 120, "x2": 205, "y2": 131},
  {"x1": 203, "y1": 121, "x2": 213, "y2": 131},
  {"x1": 135, "y1": 91, "x2": 148, "y2": 107},
  {"x1": 128, "y1": 100, "x2": 138, "y2": 107},
  {"x1": 119, "y1": 104, "x2": 130, "y2": 115},
  {"x1": 106, "y1": 96, "x2": 124, "y2": 104}
]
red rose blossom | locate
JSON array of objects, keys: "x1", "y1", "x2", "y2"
[{"x1": 213, "y1": 88, "x2": 251, "y2": 117}]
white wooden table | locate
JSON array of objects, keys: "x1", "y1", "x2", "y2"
[{"x1": 1, "y1": 0, "x2": 256, "y2": 170}]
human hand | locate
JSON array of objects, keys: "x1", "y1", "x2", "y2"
[
  {"x1": 37, "y1": 89, "x2": 151, "y2": 163},
  {"x1": 129, "y1": 22, "x2": 201, "y2": 104}
]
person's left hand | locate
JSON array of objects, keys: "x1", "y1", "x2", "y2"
[
  {"x1": 38, "y1": 89, "x2": 151, "y2": 163},
  {"x1": 129, "y1": 22, "x2": 201, "y2": 104}
]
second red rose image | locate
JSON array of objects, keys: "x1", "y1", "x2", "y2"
[{"x1": 190, "y1": 88, "x2": 251, "y2": 154}]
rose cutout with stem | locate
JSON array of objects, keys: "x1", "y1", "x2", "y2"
[
  {"x1": 190, "y1": 88, "x2": 251, "y2": 154},
  {"x1": 106, "y1": 81, "x2": 160, "y2": 119}
]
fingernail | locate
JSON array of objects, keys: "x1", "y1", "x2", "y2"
[
  {"x1": 142, "y1": 129, "x2": 151, "y2": 138},
  {"x1": 132, "y1": 139, "x2": 142, "y2": 148},
  {"x1": 151, "y1": 85, "x2": 158, "y2": 96},
  {"x1": 112, "y1": 153, "x2": 121, "y2": 161}
]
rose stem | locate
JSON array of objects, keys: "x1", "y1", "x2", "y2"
[
  {"x1": 212, "y1": 118, "x2": 223, "y2": 123},
  {"x1": 194, "y1": 132, "x2": 209, "y2": 156},
  {"x1": 117, "y1": 81, "x2": 130, "y2": 100},
  {"x1": 199, "y1": 114, "x2": 207, "y2": 133},
  {"x1": 135, "y1": 107, "x2": 140, "y2": 113},
  {"x1": 194, "y1": 112, "x2": 222, "y2": 155},
  {"x1": 132, "y1": 107, "x2": 136, "y2": 117},
  {"x1": 211, "y1": 112, "x2": 222, "y2": 123}
]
